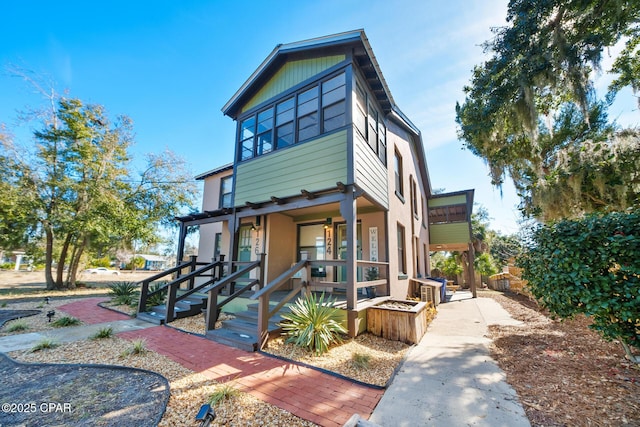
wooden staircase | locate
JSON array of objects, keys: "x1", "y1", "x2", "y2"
[
  {"x1": 206, "y1": 302, "x2": 288, "y2": 352},
  {"x1": 136, "y1": 291, "x2": 209, "y2": 325}
]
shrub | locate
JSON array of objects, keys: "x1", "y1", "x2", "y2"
[
  {"x1": 109, "y1": 281, "x2": 140, "y2": 306},
  {"x1": 351, "y1": 352, "x2": 371, "y2": 369},
  {"x1": 145, "y1": 281, "x2": 168, "y2": 308},
  {"x1": 207, "y1": 383, "x2": 240, "y2": 405},
  {"x1": 6, "y1": 321, "x2": 29, "y2": 332},
  {"x1": 90, "y1": 327, "x2": 113, "y2": 340},
  {"x1": 52, "y1": 316, "x2": 81, "y2": 327},
  {"x1": 121, "y1": 338, "x2": 147, "y2": 357},
  {"x1": 518, "y1": 211, "x2": 640, "y2": 361},
  {"x1": 31, "y1": 337, "x2": 57, "y2": 352},
  {"x1": 279, "y1": 292, "x2": 347, "y2": 355}
]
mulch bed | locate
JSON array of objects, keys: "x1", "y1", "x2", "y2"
[
  {"x1": 0, "y1": 310, "x2": 41, "y2": 327},
  {"x1": 0, "y1": 353, "x2": 170, "y2": 427}
]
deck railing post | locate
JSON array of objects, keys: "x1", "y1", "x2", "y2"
[
  {"x1": 257, "y1": 294, "x2": 269, "y2": 349},
  {"x1": 217, "y1": 254, "x2": 225, "y2": 279},
  {"x1": 188, "y1": 255, "x2": 198, "y2": 290},
  {"x1": 166, "y1": 282, "x2": 178, "y2": 323},
  {"x1": 138, "y1": 279, "x2": 150, "y2": 313},
  {"x1": 259, "y1": 253, "x2": 266, "y2": 290},
  {"x1": 205, "y1": 287, "x2": 220, "y2": 331}
]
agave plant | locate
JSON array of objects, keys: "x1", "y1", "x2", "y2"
[
  {"x1": 109, "y1": 281, "x2": 140, "y2": 306},
  {"x1": 279, "y1": 292, "x2": 347, "y2": 355}
]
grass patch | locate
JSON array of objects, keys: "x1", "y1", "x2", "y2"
[
  {"x1": 52, "y1": 316, "x2": 81, "y2": 328},
  {"x1": 30, "y1": 337, "x2": 58, "y2": 352},
  {"x1": 90, "y1": 327, "x2": 113, "y2": 340},
  {"x1": 5, "y1": 320, "x2": 29, "y2": 332},
  {"x1": 207, "y1": 383, "x2": 240, "y2": 405},
  {"x1": 120, "y1": 338, "x2": 147, "y2": 357},
  {"x1": 351, "y1": 352, "x2": 371, "y2": 369}
]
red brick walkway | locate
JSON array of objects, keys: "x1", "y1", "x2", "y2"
[
  {"x1": 61, "y1": 299, "x2": 384, "y2": 426},
  {"x1": 59, "y1": 298, "x2": 131, "y2": 324}
]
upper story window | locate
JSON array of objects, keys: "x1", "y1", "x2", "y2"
[
  {"x1": 354, "y1": 79, "x2": 387, "y2": 166},
  {"x1": 297, "y1": 86, "x2": 319, "y2": 141},
  {"x1": 276, "y1": 98, "x2": 295, "y2": 149},
  {"x1": 219, "y1": 176, "x2": 233, "y2": 208},
  {"x1": 411, "y1": 177, "x2": 418, "y2": 216},
  {"x1": 394, "y1": 149, "x2": 404, "y2": 198},
  {"x1": 237, "y1": 72, "x2": 346, "y2": 162},
  {"x1": 257, "y1": 108, "x2": 274, "y2": 155},
  {"x1": 322, "y1": 73, "x2": 346, "y2": 132}
]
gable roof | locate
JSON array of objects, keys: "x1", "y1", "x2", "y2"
[
  {"x1": 222, "y1": 29, "x2": 395, "y2": 118},
  {"x1": 221, "y1": 29, "x2": 433, "y2": 197}
]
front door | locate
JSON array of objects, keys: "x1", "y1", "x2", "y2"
[
  {"x1": 337, "y1": 223, "x2": 362, "y2": 282},
  {"x1": 238, "y1": 225, "x2": 253, "y2": 262}
]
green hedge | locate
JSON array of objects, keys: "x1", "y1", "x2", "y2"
[{"x1": 518, "y1": 211, "x2": 639, "y2": 349}]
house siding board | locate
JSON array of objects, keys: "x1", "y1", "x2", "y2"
[
  {"x1": 428, "y1": 194, "x2": 466, "y2": 207},
  {"x1": 242, "y1": 55, "x2": 345, "y2": 113},
  {"x1": 429, "y1": 223, "x2": 471, "y2": 245},
  {"x1": 354, "y1": 133, "x2": 388, "y2": 208},
  {"x1": 235, "y1": 130, "x2": 348, "y2": 203}
]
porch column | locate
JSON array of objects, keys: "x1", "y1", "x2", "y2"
[
  {"x1": 176, "y1": 222, "x2": 187, "y2": 266},
  {"x1": 227, "y1": 212, "x2": 238, "y2": 272},
  {"x1": 468, "y1": 242, "x2": 477, "y2": 298},
  {"x1": 340, "y1": 189, "x2": 358, "y2": 337}
]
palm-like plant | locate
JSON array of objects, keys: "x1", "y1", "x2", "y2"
[{"x1": 279, "y1": 292, "x2": 347, "y2": 355}]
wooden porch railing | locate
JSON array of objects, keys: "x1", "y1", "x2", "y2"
[
  {"x1": 203, "y1": 254, "x2": 266, "y2": 331},
  {"x1": 137, "y1": 255, "x2": 225, "y2": 322},
  {"x1": 251, "y1": 259, "x2": 309, "y2": 350}
]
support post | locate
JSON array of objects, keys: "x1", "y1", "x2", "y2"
[
  {"x1": 176, "y1": 222, "x2": 187, "y2": 267},
  {"x1": 259, "y1": 253, "x2": 266, "y2": 289},
  {"x1": 188, "y1": 255, "x2": 197, "y2": 290},
  {"x1": 468, "y1": 243, "x2": 477, "y2": 298},
  {"x1": 340, "y1": 189, "x2": 358, "y2": 337},
  {"x1": 206, "y1": 287, "x2": 220, "y2": 331}
]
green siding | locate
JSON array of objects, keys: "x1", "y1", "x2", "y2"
[
  {"x1": 235, "y1": 130, "x2": 348, "y2": 204},
  {"x1": 429, "y1": 222, "x2": 471, "y2": 245},
  {"x1": 354, "y1": 133, "x2": 388, "y2": 209},
  {"x1": 242, "y1": 55, "x2": 345, "y2": 113},
  {"x1": 428, "y1": 194, "x2": 466, "y2": 207}
]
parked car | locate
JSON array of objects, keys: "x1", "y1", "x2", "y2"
[{"x1": 84, "y1": 267, "x2": 120, "y2": 275}]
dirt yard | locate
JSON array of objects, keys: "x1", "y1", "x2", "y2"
[
  {"x1": 0, "y1": 270, "x2": 156, "y2": 298},
  {"x1": 481, "y1": 290, "x2": 640, "y2": 427}
]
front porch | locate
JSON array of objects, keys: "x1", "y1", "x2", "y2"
[{"x1": 136, "y1": 254, "x2": 393, "y2": 351}]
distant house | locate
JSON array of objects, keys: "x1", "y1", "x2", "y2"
[{"x1": 138, "y1": 254, "x2": 168, "y2": 271}]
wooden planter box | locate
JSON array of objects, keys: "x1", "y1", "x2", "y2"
[{"x1": 366, "y1": 300, "x2": 429, "y2": 344}]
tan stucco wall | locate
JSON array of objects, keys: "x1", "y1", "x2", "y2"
[
  {"x1": 201, "y1": 170, "x2": 233, "y2": 211},
  {"x1": 265, "y1": 213, "x2": 297, "y2": 284},
  {"x1": 385, "y1": 121, "x2": 430, "y2": 299}
]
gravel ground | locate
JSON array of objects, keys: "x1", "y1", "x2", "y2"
[
  {"x1": 8, "y1": 337, "x2": 316, "y2": 426},
  {"x1": 263, "y1": 333, "x2": 410, "y2": 387},
  {"x1": 0, "y1": 298, "x2": 82, "y2": 336}
]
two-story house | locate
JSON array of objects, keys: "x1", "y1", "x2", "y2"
[{"x1": 167, "y1": 30, "x2": 475, "y2": 344}]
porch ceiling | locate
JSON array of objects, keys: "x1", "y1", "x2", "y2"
[{"x1": 281, "y1": 197, "x2": 381, "y2": 222}]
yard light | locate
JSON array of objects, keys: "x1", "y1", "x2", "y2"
[
  {"x1": 47, "y1": 310, "x2": 55, "y2": 322},
  {"x1": 195, "y1": 404, "x2": 216, "y2": 426}
]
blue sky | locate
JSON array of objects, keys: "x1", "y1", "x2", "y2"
[{"x1": 2, "y1": 1, "x2": 637, "y2": 235}]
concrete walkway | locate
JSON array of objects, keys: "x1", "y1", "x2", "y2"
[
  {"x1": 369, "y1": 291, "x2": 530, "y2": 426},
  {"x1": 0, "y1": 293, "x2": 531, "y2": 427}
]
